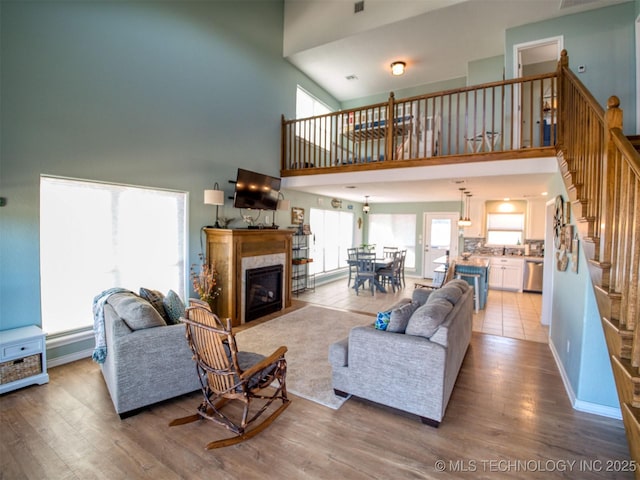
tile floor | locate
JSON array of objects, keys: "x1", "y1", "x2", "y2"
[{"x1": 295, "y1": 274, "x2": 549, "y2": 344}]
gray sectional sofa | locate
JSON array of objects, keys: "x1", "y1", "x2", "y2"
[
  {"x1": 329, "y1": 279, "x2": 473, "y2": 426},
  {"x1": 100, "y1": 292, "x2": 200, "y2": 417}
]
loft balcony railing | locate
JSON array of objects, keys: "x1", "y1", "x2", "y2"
[{"x1": 281, "y1": 72, "x2": 559, "y2": 175}]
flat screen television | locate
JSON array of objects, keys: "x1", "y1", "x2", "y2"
[{"x1": 233, "y1": 168, "x2": 281, "y2": 211}]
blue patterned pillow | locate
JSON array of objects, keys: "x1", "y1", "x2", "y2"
[
  {"x1": 163, "y1": 290, "x2": 185, "y2": 325},
  {"x1": 375, "y1": 310, "x2": 392, "y2": 330}
]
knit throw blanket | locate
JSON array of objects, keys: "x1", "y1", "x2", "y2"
[{"x1": 92, "y1": 287, "x2": 132, "y2": 364}]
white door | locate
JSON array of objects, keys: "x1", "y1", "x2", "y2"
[
  {"x1": 422, "y1": 212, "x2": 459, "y2": 279},
  {"x1": 513, "y1": 36, "x2": 563, "y2": 150}
]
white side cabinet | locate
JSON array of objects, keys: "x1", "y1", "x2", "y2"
[
  {"x1": 488, "y1": 257, "x2": 524, "y2": 292},
  {"x1": 0, "y1": 326, "x2": 49, "y2": 394}
]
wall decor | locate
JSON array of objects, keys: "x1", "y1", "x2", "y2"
[
  {"x1": 571, "y1": 234, "x2": 579, "y2": 273},
  {"x1": 564, "y1": 225, "x2": 574, "y2": 253},
  {"x1": 556, "y1": 246, "x2": 569, "y2": 271},
  {"x1": 553, "y1": 195, "x2": 564, "y2": 249},
  {"x1": 331, "y1": 198, "x2": 342, "y2": 209},
  {"x1": 291, "y1": 207, "x2": 304, "y2": 225}
]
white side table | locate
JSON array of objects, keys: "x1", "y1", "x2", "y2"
[{"x1": 0, "y1": 325, "x2": 49, "y2": 394}]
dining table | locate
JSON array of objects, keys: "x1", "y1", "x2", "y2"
[{"x1": 347, "y1": 257, "x2": 392, "y2": 293}]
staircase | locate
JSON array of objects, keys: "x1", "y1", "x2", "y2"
[{"x1": 557, "y1": 50, "x2": 640, "y2": 476}]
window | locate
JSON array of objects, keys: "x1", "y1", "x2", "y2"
[
  {"x1": 368, "y1": 214, "x2": 417, "y2": 269},
  {"x1": 486, "y1": 213, "x2": 525, "y2": 245},
  {"x1": 308, "y1": 208, "x2": 353, "y2": 275},
  {"x1": 296, "y1": 86, "x2": 333, "y2": 147},
  {"x1": 40, "y1": 176, "x2": 187, "y2": 335},
  {"x1": 296, "y1": 86, "x2": 331, "y2": 119}
]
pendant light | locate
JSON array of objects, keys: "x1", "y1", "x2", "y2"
[
  {"x1": 457, "y1": 188, "x2": 471, "y2": 227},
  {"x1": 464, "y1": 192, "x2": 473, "y2": 227},
  {"x1": 457, "y1": 188, "x2": 466, "y2": 226},
  {"x1": 363, "y1": 195, "x2": 370, "y2": 214}
]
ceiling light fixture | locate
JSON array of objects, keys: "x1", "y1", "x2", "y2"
[
  {"x1": 390, "y1": 61, "x2": 406, "y2": 76},
  {"x1": 363, "y1": 195, "x2": 370, "y2": 214}
]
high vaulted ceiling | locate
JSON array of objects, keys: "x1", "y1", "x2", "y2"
[
  {"x1": 284, "y1": 0, "x2": 628, "y2": 103},
  {"x1": 280, "y1": 0, "x2": 628, "y2": 203}
]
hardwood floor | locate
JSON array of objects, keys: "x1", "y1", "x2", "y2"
[{"x1": 1, "y1": 285, "x2": 632, "y2": 479}]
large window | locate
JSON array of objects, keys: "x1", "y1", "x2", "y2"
[
  {"x1": 368, "y1": 214, "x2": 417, "y2": 269},
  {"x1": 308, "y1": 208, "x2": 353, "y2": 275},
  {"x1": 40, "y1": 176, "x2": 187, "y2": 335}
]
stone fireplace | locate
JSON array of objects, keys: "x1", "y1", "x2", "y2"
[{"x1": 204, "y1": 228, "x2": 294, "y2": 326}]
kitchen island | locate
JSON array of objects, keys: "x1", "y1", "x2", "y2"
[{"x1": 454, "y1": 257, "x2": 490, "y2": 310}]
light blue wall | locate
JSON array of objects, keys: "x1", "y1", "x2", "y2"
[
  {"x1": 506, "y1": 2, "x2": 637, "y2": 133},
  {"x1": 467, "y1": 55, "x2": 505, "y2": 86},
  {"x1": 341, "y1": 77, "x2": 467, "y2": 110},
  {"x1": 0, "y1": 1, "x2": 337, "y2": 332},
  {"x1": 545, "y1": 172, "x2": 618, "y2": 409}
]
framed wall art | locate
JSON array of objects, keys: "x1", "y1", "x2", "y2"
[{"x1": 291, "y1": 207, "x2": 304, "y2": 225}]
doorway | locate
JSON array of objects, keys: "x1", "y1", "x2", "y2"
[
  {"x1": 422, "y1": 212, "x2": 459, "y2": 279},
  {"x1": 513, "y1": 36, "x2": 563, "y2": 148}
]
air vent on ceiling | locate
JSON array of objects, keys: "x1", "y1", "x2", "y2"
[
  {"x1": 345, "y1": 74, "x2": 358, "y2": 81},
  {"x1": 354, "y1": 1, "x2": 364, "y2": 14}
]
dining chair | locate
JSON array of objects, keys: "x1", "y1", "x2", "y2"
[
  {"x1": 347, "y1": 247, "x2": 358, "y2": 287},
  {"x1": 382, "y1": 246, "x2": 398, "y2": 258},
  {"x1": 398, "y1": 249, "x2": 407, "y2": 287},
  {"x1": 354, "y1": 251, "x2": 376, "y2": 296},
  {"x1": 378, "y1": 251, "x2": 402, "y2": 293}
]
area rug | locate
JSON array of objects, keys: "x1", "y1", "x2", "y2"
[{"x1": 235, "y1": 305, "x2": 374, "y2": 409}]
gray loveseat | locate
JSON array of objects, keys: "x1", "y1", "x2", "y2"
[
  {"x1": 329, "y1": 279, "x2": 473, "y2": 426},
  {"x1": 100, "y1": 292, "x2": 200, "y2": 417}
]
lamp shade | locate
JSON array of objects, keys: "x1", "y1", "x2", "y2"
[
  {"x1": 277, "y1": 199, "x2": 291, "y2": 211},
  {"x1": 204, "y1": 189, "x2": 224, "y2": 206}
]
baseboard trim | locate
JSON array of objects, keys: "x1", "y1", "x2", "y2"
[
  {"x1": 549, "y1": 340, "x2": 621, "y2": 420},
  {"x1": 47, "y1": 348, "x2": 93, "y2": 368}
]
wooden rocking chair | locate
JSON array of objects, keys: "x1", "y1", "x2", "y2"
[{"x1": 169, "y1": 306, "x2": 290, "y2": 449}]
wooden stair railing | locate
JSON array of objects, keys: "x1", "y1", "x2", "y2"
[
  {"x1": 281, "y1": 72, "x2": 559, "y2": 175},
  {"x1": 557, "y1": 49, "x2": 640, "y2": 475}
]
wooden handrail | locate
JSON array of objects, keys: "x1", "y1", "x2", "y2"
[{"x1": 282, "y1": 72, "x2": 559, "y2": 172}]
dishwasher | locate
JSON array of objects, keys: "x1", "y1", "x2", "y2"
[{"x1": 523, "y1": 258, "x2": 544, "y2": 293}]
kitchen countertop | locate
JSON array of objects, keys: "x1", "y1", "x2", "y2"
[{"x1": 456, "y1": 257, "x2": 490, "y2": 267}]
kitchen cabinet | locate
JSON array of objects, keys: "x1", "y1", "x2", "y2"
[
  {"x1": 488, "y1": 257, "x2": 524, "y2": 291},
  {"x1": 527, "y1": 199, "x2": 546, "y2": 240}
]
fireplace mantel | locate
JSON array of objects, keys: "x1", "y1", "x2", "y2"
[{"x1": 204, "y1": 228, "x2": 295, "y2": 326}]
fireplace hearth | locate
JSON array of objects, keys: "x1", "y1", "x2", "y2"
[{"x1": 245, "y1": 264, "x2": 283, "y2": 322}]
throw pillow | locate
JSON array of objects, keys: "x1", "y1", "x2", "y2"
[
  {"x1": 412, "y1": 288, "x2": 432, "y2": 306},
  {"x1": 386, "y1": 301, "x2": 419, "y2": 334},
  {"x1": 447, "y1": 279, "x2": 470, "y2": 293},
  {"x1": 375, "y1": 310, "x2": 392, "y2": 330},
  {"x1": 163, "y1": 290, "x2": 186, "y2": 325},
  {"x1": 109, "y1": 293, "x2": 167, "y2": 331},
  {"x1": 405, "y1": 299, "x2": 453, "y2": 338},
  {"x1": 139, "y1": 287, "x2": 171, "y2": 323},
  {"x1": 427, "y1": 285, "x2": 463, "y2": 306}
]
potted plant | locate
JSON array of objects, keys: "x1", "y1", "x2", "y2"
[{"x1": 190, "y1": 254, "x2": 221, "y2": 312}]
